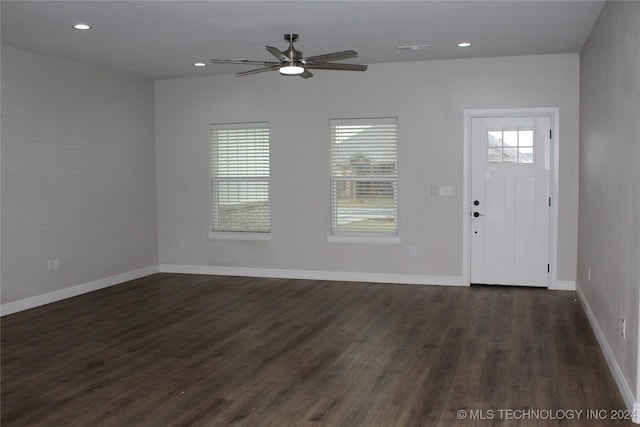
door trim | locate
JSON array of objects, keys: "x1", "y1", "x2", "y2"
[{"x1": 462, "y1": 108, "x2": 560, "y2": 289}]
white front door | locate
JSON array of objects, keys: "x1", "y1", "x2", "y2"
[{"x1": 470, "y1": 116, "x2": 551, "y2": 287}]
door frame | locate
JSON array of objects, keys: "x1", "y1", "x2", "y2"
[{"x1": 462, "y1": 108, "x2": 560, "y2": 289}]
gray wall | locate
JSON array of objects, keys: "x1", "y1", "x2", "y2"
[
  {"x1": 155, "y1": 53, "x2": 580, "y2": 281},
  {"x1": 578, "y1": 1, "x2": 640, "y2": 400},
  {"x1": 1, "y1": 46, "x2": 158, "y2": 304}
]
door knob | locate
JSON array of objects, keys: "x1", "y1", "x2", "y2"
[{"x1": 473, "y1": 212, "x2": 484, "y2": 217}]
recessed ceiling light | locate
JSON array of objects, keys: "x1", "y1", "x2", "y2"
[
  {"x1": 73, "y1": 23, "x2": 91, "y2": 30},
  {"x1": 457, "y1": 42, "x2": 472, "y2": 47},
  {"x1": 193, "y1": 62, "x2": 207, "y2": 67},
  {"x1": 397, "y1": 44, "x2": 432, "y2": 51}
]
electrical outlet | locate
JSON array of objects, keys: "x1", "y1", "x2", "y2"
[
  {"x1": 588, "y1": 268, "x2": 591, "y2": 282},
  {"x1": 622, "y1": 318, "x2": 626, "y2": 339},
  {"x1": 47, "y1": 259, "x2": 54, "y2": 271},
  {"x1": 409, "y1": 246, "x2": 417, "y2": 257},
  {"x1": 53, "y1": 259, "x2": 59, "y2": 270},
  {"x1": 179, "y1": 239, "x2": 185, "y2": 249}
]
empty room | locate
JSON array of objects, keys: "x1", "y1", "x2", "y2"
[{"x1": 1, "y1": 1, "x2": 639, "y2": 426}]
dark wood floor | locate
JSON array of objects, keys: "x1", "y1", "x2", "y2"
[{"x1": 1, "y1": 273, "x2": 633, "y2": 426}]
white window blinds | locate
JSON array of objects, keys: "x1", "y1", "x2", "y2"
[
  {"x1": 330, "y1": 118, "x2": 398, "y2": 235},
  {"x1": 210, "y1": 123, "x2": 270, "y2": 233}
]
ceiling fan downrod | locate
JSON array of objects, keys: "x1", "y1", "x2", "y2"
[{"x1": 284, "y1": 33, "x2": 302, "y2": 64}]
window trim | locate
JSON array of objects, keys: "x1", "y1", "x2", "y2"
[
  {"x1": 326, "y1": 234, "x2": 401, "y2": 244},
  {"x1": 209, "y1": 231, "x2": 273, "y2": 241}
]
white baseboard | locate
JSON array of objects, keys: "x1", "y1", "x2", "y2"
[
  {"x1": 159, "y1": 264, "x2": 465, "y2": 287},
  {"x1": 576, "y1": 284, "x2": 640, "y2": 424},
  {"x1": 0, "y1": 265, "x2": 159, "y2": 317},
  {"x1": 554, "y1": 280, "x2": 576, "y2": 291}
]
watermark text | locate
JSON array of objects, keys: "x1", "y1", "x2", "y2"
[{"x1": 456, "y1": 408, "x2": 636, "y2": 422}]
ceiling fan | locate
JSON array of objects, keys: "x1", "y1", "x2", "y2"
[{"x1": 210, "y1": 33, "x2": 368, "y2": 78}]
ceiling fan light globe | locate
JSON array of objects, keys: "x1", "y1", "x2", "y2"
[{"x1": 279, "y1": 65, "x2": 305, "y2": 75}]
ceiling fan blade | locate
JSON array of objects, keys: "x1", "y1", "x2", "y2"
[
  {"x1": 235, "y1": 65, "x2": 281, "y2": 77},
  {"x1": 299, "y1": 69, "x2": 313, "y2": 79},
  {"x1": 303, "y1": 50, "x2": 358, "y2": 64},
  {"x1": 265, "y1": 46, "x2": 290, "y2": 62},
  {"x1": 305, "y1": 62, "x2": 368, "y2": 71},
  {"x1": 211, "y1": 59, "x2": 279, "y2": 66}
]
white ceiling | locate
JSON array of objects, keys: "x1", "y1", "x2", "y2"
[{"x1": 1, "y1": 1, "x2": 605, "y2": 80}]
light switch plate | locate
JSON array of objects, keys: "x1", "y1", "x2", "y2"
[{"x1": 440, "y1": 185, "x2": 454, "y2": 196}]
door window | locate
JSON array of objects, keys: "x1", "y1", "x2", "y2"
[{"x1": 487, "y1": 129, "x2": 534, "y2": 164}]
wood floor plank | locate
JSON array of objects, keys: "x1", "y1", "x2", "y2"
[{"x1": 1, "y1": 274, "x2": 634, "y2": 426}]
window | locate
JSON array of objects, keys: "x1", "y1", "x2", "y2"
[
  {"x1": 210, "y1": 122, "x2": 271, "y2": 237},
  {"x1": 487, "y1": 129, "x2": 534, "y2": 164},
  {"x1": 330, "y1": 118, "x2": 398, "y2": 237}
]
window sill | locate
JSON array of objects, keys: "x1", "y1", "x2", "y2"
[
  {"x1": 327, "y1": 234, "x2": 401, "y2": 244},
  {"x1": 209, "y1": 232, "x2": 273, "y2": 241}
]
